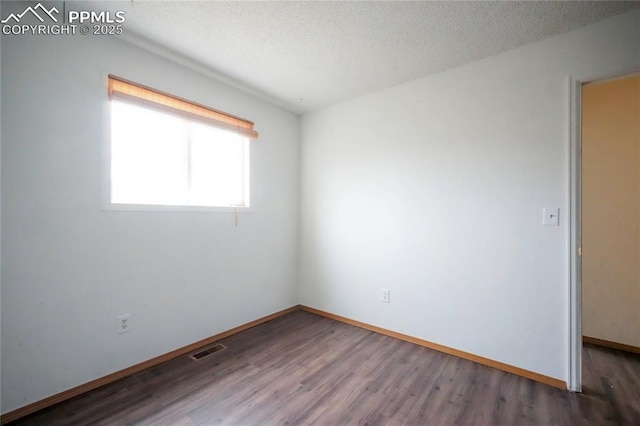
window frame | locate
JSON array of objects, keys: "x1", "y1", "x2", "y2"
[{"x1": 102, "y1": 76, "x2": 255, "y2": 213}]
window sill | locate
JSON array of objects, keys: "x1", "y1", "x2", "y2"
[{"x1": 102, "y1": 203, "x2": 254, "y2": 213}]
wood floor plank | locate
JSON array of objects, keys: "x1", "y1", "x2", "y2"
[{"x1": 7, "y1": 311, "x2": 640, "y2": 425}]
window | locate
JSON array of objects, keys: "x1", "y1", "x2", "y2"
[{"x1": 107, "y1": 75, "x2": 258, "y2": 209}]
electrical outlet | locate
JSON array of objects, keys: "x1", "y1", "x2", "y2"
[
  {"x1": 118, "y1": 314, "x2": 131, "y2": 334},
  {"x1": 381, "y1": 288, "x2": 390, "y2": 303}
]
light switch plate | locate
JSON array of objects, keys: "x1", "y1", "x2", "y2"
[{"x1": 543, "y1": 208, "x2": 559, "y2": 226}]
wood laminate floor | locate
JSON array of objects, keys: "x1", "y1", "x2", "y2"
[{"x1": 9, "y1": 310, "x2": 640, "y2": 425}]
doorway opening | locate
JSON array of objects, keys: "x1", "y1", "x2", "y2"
[{"x1": 568, "y1": 68, "x2": 640, "y2": 392}]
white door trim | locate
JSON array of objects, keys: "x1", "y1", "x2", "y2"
[
  {"x1": 567, "y1": 66, "x2": 640, "y2": 392},
  {"x1": 567, "y1": 75, "x2": 582, "y2": 392}
]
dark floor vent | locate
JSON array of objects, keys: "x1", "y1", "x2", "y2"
[{"x1": 190, "y1": 344, "x2": 226, "y2": 360}]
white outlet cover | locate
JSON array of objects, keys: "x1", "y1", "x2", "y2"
[
  {"x1": 118, "y1": 313, "x2": 131, "y2": 334},
  {"x1": 381, "y1": 288, "x2": 390, "y2": 303}
]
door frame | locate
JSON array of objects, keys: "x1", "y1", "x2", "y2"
[{"x1": 567, "y1": 66, "x2": 640, "y2": 392}]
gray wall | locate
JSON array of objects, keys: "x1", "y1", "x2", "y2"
[{"x1": 299, "y1": 10, "x2": 640, "y2": 381}]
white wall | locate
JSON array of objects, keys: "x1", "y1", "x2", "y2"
[
  {"x1": 0, "y1": 28, "x2": 299, "y2": 413},
  {"x1": 299, "y1": 10, "x2": 640, "y2": 381}
]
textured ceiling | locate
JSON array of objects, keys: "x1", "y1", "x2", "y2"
[{"x1": 91, "y1": 1, "x2": 638, "y2": 114}]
